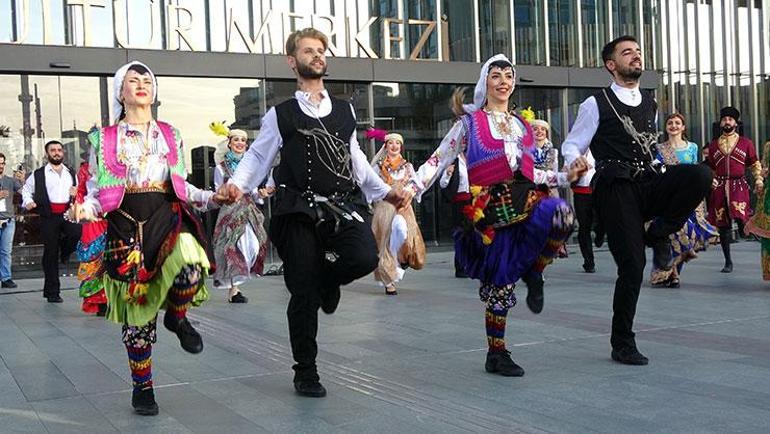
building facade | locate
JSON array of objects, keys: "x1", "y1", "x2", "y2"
[{"x1": 0, "y1": 0, "x2": 766, "y2": 261}]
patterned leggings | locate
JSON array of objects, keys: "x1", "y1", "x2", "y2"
[
  {"x1": 481, "y1": 204, "x2": 573, "y2": 353},
  {"x1": 122, "y1": 264, "x2": 202, "y2": 390}
]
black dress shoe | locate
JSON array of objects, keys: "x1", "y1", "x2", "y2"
[
  {"x1": 721, "y1": 263, "x2": 733, "y2": 273},
  {"x1": 611, "y1": 347, "x2": 649, "y2": 365},
  {"x1": 132, "y1": 387, "x2": 159, "y2": 416},
  {"x1": 485, "y1": 351, "x2": 525, "y2": 377},
  {"x1": 320, "y1": 281, "x2": 341, "y2": 314},
  {"x1": 582, "y1": 264, "x2": 596, "y2": 273},
  {"x1": 228, "y1": 292, "x2": 248, "y2": 303},
  {"x1": 46, "y1": 295, "x2": 63, "y2": 303},
  {"x1": 163, "y1": 312, "x2": 203, "y2": 354},
  {"x1": 294, "y1": 380, "x2": 327, "y2": 397},
  {"x1": 521, "y1": 274, "x2": 544, "y2": 314},
  {"x1": 1, "y1": 279, "x2": 17, "y2": 288}
]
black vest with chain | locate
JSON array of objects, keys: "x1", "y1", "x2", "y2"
[
  {"x1": 590, "y1": 86, "x2": 658, "y2": 164},
  {"x1": 273, "y1": 96, "x2": 358, "y2": 218}
]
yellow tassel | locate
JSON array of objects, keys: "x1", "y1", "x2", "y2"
[
  {"x1": 470, "y1": 185, "x2": 483, "y2": 196},
  {"x1": 126, "y1": 249, "x2": 141, "y2": 265},
  {"x1": 472, "y1": 208, "x2": 484, "y2": 223},
  {"x1": 133, "y1": 283, "x2": 149, "y2": 296},
  {"x1": 481, "y1": 234, "x2": 493, "y2": 245}
]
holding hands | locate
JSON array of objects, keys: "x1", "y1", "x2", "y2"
[
  {"x1": 215, "y1": 183, "x2": 242, "y2": 205},
  {"x1": 567, "y1": 156, "x2": 590, "y2": 183}
]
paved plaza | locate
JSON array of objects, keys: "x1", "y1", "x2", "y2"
[{"x1": 1, "y1": 241, "x2": 770, "y2": 433}]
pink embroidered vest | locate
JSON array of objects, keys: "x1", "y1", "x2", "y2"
[{"x1": 90, "y1": 121, "x2": 188, "y2": 213}]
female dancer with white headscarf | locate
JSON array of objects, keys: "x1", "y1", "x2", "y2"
[
  {"x1": 78, "y1": 61, "x2": 226, "y2": 416},
  {"x1": 367, "y1": 130, "x2": 425, "y2": 295},
  {"x1": 408, "y1": 55, "x2": 586, "y2": 376},
  {"x1": 211, "y1": 127, "x2": 269, "y2": 303}
]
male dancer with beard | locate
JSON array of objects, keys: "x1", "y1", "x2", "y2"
[
  {"x1": 562, "y1": 36, "x2": 712, "y2": 365},
  {"x1": 704, "y1": 106, "x2": 760, "y2": 273},
  {"x1": 219, "y1": 28, "x2": 409, "y2": 397},
  {"x1": 22, "y1": 140, "x2": 82, "y2": 302}
]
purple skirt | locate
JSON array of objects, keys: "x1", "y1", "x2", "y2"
[{"x1": 455, "y1": 197, "x2": 571, "y2": 287}]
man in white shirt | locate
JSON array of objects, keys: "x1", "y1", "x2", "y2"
[
  {"x1": 219, "y1": 28, "x2": 408, "y2": 398},
  {"x1": 562, "y1": 36, "x2": 712, "y2": 366},
  {"x1": 21, "y1": 140, "x2": 81, "y2": 302}
]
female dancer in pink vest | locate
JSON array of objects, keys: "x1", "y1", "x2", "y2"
[
  {"x1": 409, "y1": 55, "x2": 586, "y2": 376},
  {"x1": 78, "y1": 62, "x2": 226, "y2": 416}
]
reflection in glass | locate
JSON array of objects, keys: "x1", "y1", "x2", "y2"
[
  {"x1": 514, "y1": 0, "x2": 546, "y2": 65},
  {"x1": 641, "y1": 0, "x2": 656, "y2": 69},
  {"x1": 406, "y1": 0, "x2": 438, "y2": 59},
  {"x1": 441, "y1": 0, "x2": 475, "y2": 61},
  {"x1": 580, "y1": 0, "x2": 609, "y2": 67},
  {"x1": 372, "y1": 82, "x2": 456, "y2": 242},
  {"x1": 0, "y1": 74, "x2": 102, "y2": 253},
  {"x1": 369, "y1": 0, "x2": 399, "y2": 58},
  {"x1": 612, "y1": 0, "x2": 638, "y2": 39},
  {"x1": 548, "y1": 0, "x2": 577, "y2": 66},
  {"x1": 155, "y1": 77, "x2": 261, "y2": 169},
  {"x1": 513, "y1": 87, "x2": 564, "y2": 147},
  {"x1": 479, "y1": 0, "x2": 511, "y2": 61}
]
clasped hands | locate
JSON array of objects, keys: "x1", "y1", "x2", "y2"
[{"x1": 567, "y1": 157, "x2": 591, "y2": 183}]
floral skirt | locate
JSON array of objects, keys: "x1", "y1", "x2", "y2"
[
  {"x1": 212, "y1": 198, "x2": 268, "y2": 286},
  {"x1": 650, "y1": 202, "x2": 719, "y2": 284}
]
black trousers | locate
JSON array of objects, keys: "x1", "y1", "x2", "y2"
[
  {"x1": 594, "y1": 164, "x2": 712, "y2": 350},
  {"x1": 270, "y1": 211, "x2": 379, "y2": 381},
  {"x1": 573, "y1": 192, "x2": 595, "y2": 267},
  {"x1": 40, "y1": 213, "x2": 82, "y2": 298}
]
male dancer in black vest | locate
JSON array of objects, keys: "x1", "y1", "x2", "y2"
[
  {"x1": 21, "y1": 140, "x2": 82, "y2": 302},
  {"x1": 562, "y1": 36, "x2": 712, "y2": 365},
  {"x1": 219, "y1": 28, "x2": 409, "y2": 397}
]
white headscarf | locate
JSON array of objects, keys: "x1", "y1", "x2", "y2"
[
  {"x1": 463, "y1": 54, "x2": 516, "y2": 114},
  {"x1": 112, "y1": 61, "x2": 158, "y2": 124}
]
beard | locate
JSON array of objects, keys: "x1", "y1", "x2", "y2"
[
  {"x1": 296, "y1": 59, "x2": 327, "y2": 79},
  {"x1": 617, "y1": 64, "x2": 643, "y2": 81},
  {"x1": 47, "y1": 155, "x2": 63, "y2": 165},
  {"x1": 721, "y1": 124, "x2": 736, "y2": 134}
]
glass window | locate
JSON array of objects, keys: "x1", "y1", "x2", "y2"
[
  {"x1": 580, "y1": 0, "x2": 609, "y2": 67},
  {"x1": 612, "y1": 0, "x2": 638, "y2": 39},
  {"x1": 0, "y1": 74, "x2": 102, "y2": 258},
  {"x1": 641, "y1": 0, "x2": 657, "y2": 69},
  {"x1": 372, "y1": 82, "x2": 456, "y2": 242},
  {"x1": 406, "y1": 0, "x2": 438, "y2": 60},
  {"x1": 441, "y1": 0, "x2": 475, "y2": 61},
  {"x1": 513, "y1": 87, "x2": 564, "y2": 149},
  {"x1": 548, "y1": 0, "x2": 577, "y2": 66},
  {"x1": 154, "y1": 77, "x2": 262, "y2": 172},
  {"x1": 480, "y1": 0, "x2": 512, "y2": 61},
  {"x1": 369, "y1": 0, "x2": 399, "y2": 58},
  {"x1": 514, "y1": 0, "x2": 546, "y2": 65}
]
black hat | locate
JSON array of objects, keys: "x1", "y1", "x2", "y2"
[{"x1": 719, "y1": 106, "x2": 740, "y2": 121}]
